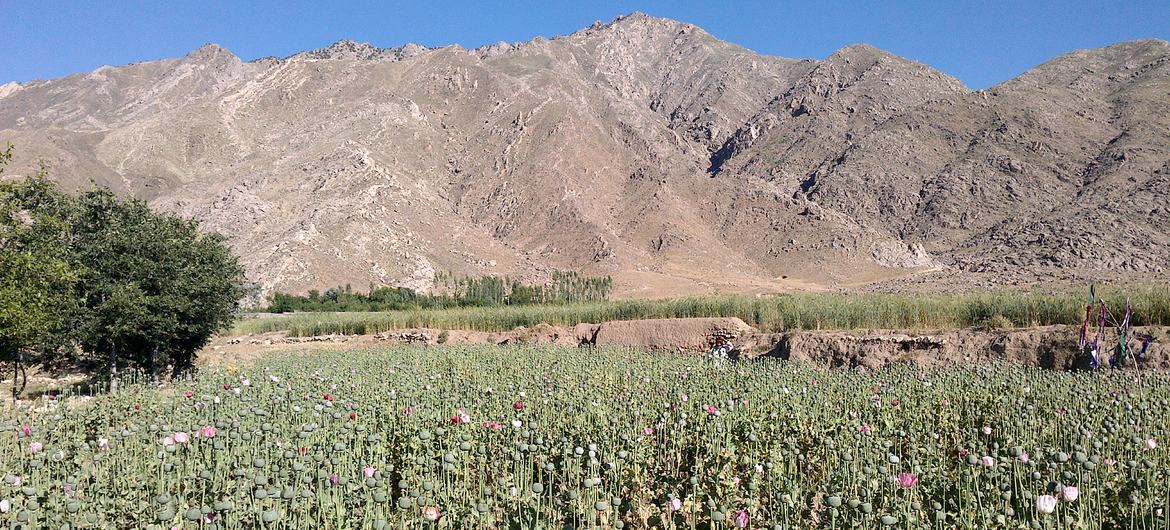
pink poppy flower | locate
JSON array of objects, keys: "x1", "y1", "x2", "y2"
[
  {"x1": 897, "y1": 472, "x2": 918, "y2": 488},
  {"x1": 28, "y1": 442, "x2": 43, "y2": 453},
  {"x1": 860, "y1": 423, "x2": 873, "y2": 434},
  {"x1": 734, "y1": 509, "x2": 749, "y2": 528},
  {"x1": 670, "y1": 498, "x2": 682, "y2": 511},
  {"x1": 363, "y1": 467, "x2": 377, "y2": 478},
  {"x1": 173, "y1": 432, "x2": 190, "y2": 444},
  {"x1": 328, "y1": 474, "x2": 339, "y2": 485},
  {"x1": 97, "y1": 437, "x2": 109, "y2": 450},
  {"x1": 1036, "y1": 495, "x2": 1057, "y2": 514},
  {"x1": 1061, "y1": 486, "x2": 1079, "y2": 502},
  {"x1": 705, "y1": 405, "x2": 717, "y2": 415},
  {"x1": 422, "y1": 506, "x2": 442, "y2": 521},
  {"x1": 514, "y1": 402, "x2": 525, "y2": 410},
  {"x1": 1145, "y1": 438, "x2": 1157, "y2": 450},
  {"x1": 18, "y1": 425, "x2": 31, "y2": 437},
  {"x1": 183, "y1": 391, "x2": 194, "y2": 398},
  {"x1": 200, "y1": 426, "x2": 217, "y2": 438},
  {"x1": 1019, "y1": 452, "x2": 1030, "y2": 463},
  {"x1": 980, "y1": 456, "x2": 995, "y2": 467},
  {"x1": 644, "y1": 427, "x2": 654, "y2": 435},
  {"x1": 981, "y1": 426, "x2": 992, "y2": 435}
]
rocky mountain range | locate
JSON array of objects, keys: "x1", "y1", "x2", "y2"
[{"x1": 2, "y1": 13, "x2": 1168, "y2": 297}]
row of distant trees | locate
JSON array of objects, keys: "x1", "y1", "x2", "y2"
[
  {"x1": 266, "y1": 271, "x2": 613, "y2": 313},
  {"x1": 0, "y1": 145, "x2": 247, "y2": 397}
]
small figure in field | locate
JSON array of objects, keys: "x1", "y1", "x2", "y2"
[{"x1": 709, "y1": 336, "x2": 734, "y2": 362}]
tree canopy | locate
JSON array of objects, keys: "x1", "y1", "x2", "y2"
[{"x1": 1, "y1": 145, "x2": 247, "y2": 394}]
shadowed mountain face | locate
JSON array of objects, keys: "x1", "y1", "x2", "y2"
[{"x1": 2, "y1": 14, "x2": 1168, "y2": 296}]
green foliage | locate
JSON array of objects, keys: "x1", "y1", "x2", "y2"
[
  {"x1": 0, "y1": 151, "x2": 79, "y2": 386},
  {"x1": 264, "y1": 272, "x2": 613, "y2": 313},
  {"x1": 236, "y1": 286, "x2": 1170, "y2": 337},
  {"x1": 69, "y1": 188, "x2": 248, "y2": 377},
  {"x1": 2, "y1": 346, "x2": 1168, "y2": 528},
  {"x1": 0, "y1": 147, "x2": 247, "y2": 381}
]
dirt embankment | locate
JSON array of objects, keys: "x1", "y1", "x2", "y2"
[
  {"x1": 207, "y1": 319, "x2": 1170, "y2": 371},
  {"x1": 755, "y1": 326, "x2": 1170, "y2": 371}
]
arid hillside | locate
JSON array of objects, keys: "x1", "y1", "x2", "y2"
[{"x1": 2, "y1": 13, "x2": 1168, "y2": 296}]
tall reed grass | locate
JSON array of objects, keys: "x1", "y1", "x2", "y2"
[{"x1": 231, "y1": 285, "x2": 1170, "y2": 337}]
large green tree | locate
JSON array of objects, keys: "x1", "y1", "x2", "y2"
[
  {"x1": 1, "y1": 145, "x2": 248, "y2": 391},
  {"x1": 71, "y1": 188, "x2": 248, "y2": 380}
]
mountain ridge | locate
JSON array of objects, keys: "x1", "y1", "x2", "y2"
[{"x1": 2, "y1": 14, "x2": 1168, "y2": 297}]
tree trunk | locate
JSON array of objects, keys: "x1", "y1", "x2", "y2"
[
  {"x1": 11, "y1": 349, "x2": 27, "y2": 402},
  {"x1": 149, "y1": 345, "x2": 157, "y2": 383},
  {"x1": 109, "y1": 340, "x2": 118, "y2": 394}
]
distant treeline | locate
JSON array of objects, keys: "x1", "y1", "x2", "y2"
[
  {"x1": 264, "y1": 271, "x2": 613, "y2": 313},
  {"x1": 240, "y1": 286, "x2": 1170, "y2": 337}
]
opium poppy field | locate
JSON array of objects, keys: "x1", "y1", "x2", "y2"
[{"x1": 2, "y1": 346, "x2": 1168, "y2": 529}]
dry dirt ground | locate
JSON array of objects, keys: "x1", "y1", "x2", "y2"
[{"x1": 202, "y1": 318, "x2": 1170, "y2": 372}]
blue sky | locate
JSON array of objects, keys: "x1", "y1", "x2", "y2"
[{"x1": 2, "y1": 0, "x2": 1168, "y2": 89}]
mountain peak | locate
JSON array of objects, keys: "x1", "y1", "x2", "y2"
[
  {"x1": 293, "y1": 40, "x2": 430, "y2": 61},
  {"x1": 568, "y1": 11, "x2": 692, "y2": 39},
  {"x1": 1002, "y1": 37, "x2": 1170, "y2": 90},
  {"x1": 185, "y1": 43, "x2": 237, "y2": 63}
]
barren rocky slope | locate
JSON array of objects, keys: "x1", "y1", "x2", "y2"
[{"x1": 2, "y1": 13, "x2": 1167, "y2": 296}]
